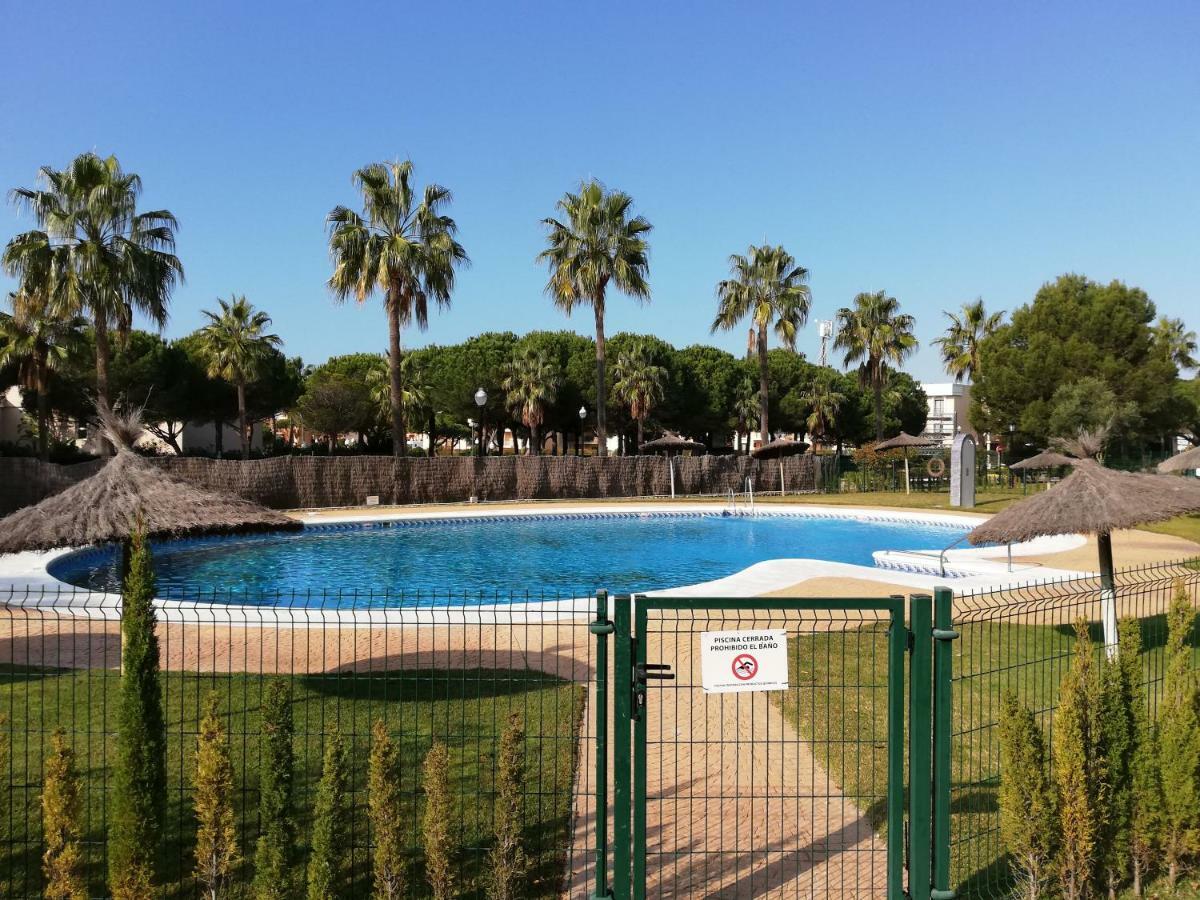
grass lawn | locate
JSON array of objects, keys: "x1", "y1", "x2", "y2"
[
  {"x1": 775, "y1": 613, "x2": 1200, "y2": 898},
  {"x1": 0, "y1": 666, "x2": 586, "y2": 899}
]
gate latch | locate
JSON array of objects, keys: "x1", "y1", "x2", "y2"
[{"x1": 633, "y1": 662, "x2": 675, "y2": 719}]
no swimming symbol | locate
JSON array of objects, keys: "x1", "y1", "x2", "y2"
[{"x1": 700, "y1": 629, "x2": 789, "y2": 694}]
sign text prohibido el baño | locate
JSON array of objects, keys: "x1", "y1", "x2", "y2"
[{"x1": 699, "y1": 629, "x2": 789, "y2": 694}]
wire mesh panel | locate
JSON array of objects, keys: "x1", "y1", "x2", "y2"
[
  {"x1": 0, "y1": 586, "x2": 600, "y2": 899},
  {"x1": 948, "y1": 558, "x2": 1200, "y2": 898},
  {"x1": 633, "y1": 598, "x2": 903, "y2": 899}
]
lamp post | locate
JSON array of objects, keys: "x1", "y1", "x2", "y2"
[
  {"x1": 475, "y1": 387, "x2": 488, "y2": 456},
  {"x1": 578, "y1": 405, "x2": 587, "y2": 456}
]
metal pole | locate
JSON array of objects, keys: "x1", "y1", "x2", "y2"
[
  {"x1": 887, "y1": 596, "x2": 907, "y2": 900},
  {"x1": 612, "y1": 594, "x2": 633, "y2": 900},
  {"x1": 909, "y1": 593, "x2": 933, "y2": 900},
  {"x1": 590, "y1": 591, "x2": 614, "y2": 898},
  {"x1": 633, "y1": 598, "x2": 648, "y2": 898},
  {"x1": 1098, "y1": 531, "x2": 1118, "y2": 656},
  {"x1": 931, "y1": 587, "x2": 957, "y2": 900}
]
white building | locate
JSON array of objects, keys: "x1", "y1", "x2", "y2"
[
  {"x1": 919, "y1": 382, "x2": 973, "y2": 447},
  {"x1": 0, "y1": 385, "x2": 25, "y2": 444}
]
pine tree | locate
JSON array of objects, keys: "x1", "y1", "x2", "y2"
[
  {"x1": 194, "y1": 692, "x2": 238, "y2": 900},
  {"x1": 1158, "y1": 580, "x2": 1200, "y2": 888},
  {"x1": 368, "y1": 720, "x2": 406, "y2": 900},
  {"x1": 1054, "y1": 620, "x2": 1102, "y2": 900},
  {"x1": 109, "y1": 526, "x2": 166, "y2": 900},
  {"x1": 307, "y1": 727, "x2": 350, "y2": 900},
  {"x1": 487, "y1": 714, "x2": 529, "y2": 900},
  {"x1": 1096, "y1": 618, "x2": 1139, "y2": 899},
  {"x1": 253, "y1": 678, "x2": 298, "y2": 900},
  {"x1": 1126, "y1": 620, "x2": 1162, "y2": 898},
  {"x1": 42, "y1": 728, "x2": 86, "y2": 900},
  {"x1": 998, "y1": 693, "x2": 1057, "y2": 900},
  {"x1": 421, "y1": 742, "x2": 457, "y2": 900}
]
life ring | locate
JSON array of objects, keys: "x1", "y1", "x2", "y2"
[{"x1": 926, "y1": 457, "x2": 946, "y2": 478}]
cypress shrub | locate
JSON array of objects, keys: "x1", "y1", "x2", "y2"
[
  {"x1": 487, "y1": 713, "x2": 529, "y2": 900},
  {"x1": 42, "y1": 728, "x2": 86, "y2": 900},
  {"x1": 998, "y1": 692, "x2": 1056, "y2": 900},
  {"x1": 194, "y1": 692, "x2": 239, "y2": 900},
  {"x1": 1096, "y1": 618, "x2": 1139, "y2": 899},
  {"x1": 368, "y1": 720, "x2": 406, "y2": 900},
  {"x1": 421, "y1": 742, "x2": 457, "y2": 900},
  {"x1": 1126, "y1": 619, "x2": 1162, "y2": 898},
  {"x1": 1054, "y1": 620, "x2": 1102, "y2": 900},
  {"x1": 307, "y1": 727, "x2": 350, "y2": 900},
  {"x1": 253, "y1": 678, "x2": 298, "y2": 900},
  {"x1": 109, "y1": 527, "x2": 166, "y2": 900},
  {"x1": 1158, "y1": 580, "x2": 1200, "y2": 888}
]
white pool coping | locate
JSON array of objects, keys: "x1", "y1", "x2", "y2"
[{"x1": 0, "y1": 503, "x2": 1090, "y2": 624}]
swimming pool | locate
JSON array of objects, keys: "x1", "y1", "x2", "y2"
[{"x1": 48, "y1": 511, "x2": 974, "y2": 605}]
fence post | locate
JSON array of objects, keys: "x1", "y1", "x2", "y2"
[
  {"x1": 612, "y1": 593, "x2": 633, "y2": 900},
  {"x1": 590, "y1": 590, "x2": 614, "y2": 898},
  {"x1": 909, "y1": 593, "x2": 933, "y2": 900},
  {"x1": 931, "y1": 586, "x2": 957, "y2": 899},
  {"x1": 887, "y1": 596, "x2": 908, "y2": 899}
]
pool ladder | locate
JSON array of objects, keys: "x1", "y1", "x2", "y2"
[{"x1": 725, "y1": 479, "x2": 757, "y2": 517}]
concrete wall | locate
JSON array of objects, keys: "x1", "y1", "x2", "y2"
[{"x1": 0, "y1": 453, "x2": 827, "y2": 515}]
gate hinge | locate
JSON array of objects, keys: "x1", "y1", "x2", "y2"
[
  {"x1": 588, "y1": 619, "x2": 615, "y2": 635},
  {"x1": 931, "y1": 890, "x2": 958, "y2": 899},
  {"x1": 932, "y1": 627, "x2": 959, "y2": 641}
]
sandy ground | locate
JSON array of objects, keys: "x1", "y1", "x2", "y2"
[{"x1": 4, "y1": 503, "x2": 1198, "y2": 898}]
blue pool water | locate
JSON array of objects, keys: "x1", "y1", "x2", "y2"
[{"x1": 49, "y1": 513, "x2": 969, "y2": 606}]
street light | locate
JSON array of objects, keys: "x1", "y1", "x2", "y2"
[
  {"x1": 475, "y1": 387, "x2": 488, "y2": 456},
  {"x1": 578, "y1": 405, "x2": 587, "y2": 456}
]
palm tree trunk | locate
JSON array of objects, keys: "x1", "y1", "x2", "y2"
[
  {"x1": 36, "y1": 358, "x2": 49, "y2": 463},
  {"x1": 593, "y1": 301, "x2": 608, "y2": 458},
  {"x1": 214, "y1": 420, "x2": 224, "y2": 456},
  {"x1": 237, "y1": 381, "x2": 249, "y2": 460},
  {"x1": 427, "y1": 410, "x2": 436, "y2": 458},
  {"x1": 387, "y1": 293, "x2": 405, "y2": 458},
  {"x1": 531, "y1": 423, "x2": 540, "y2": 456},
  {"x1": 872, "y1": 364, "x2": 884, "y2": 442},
  {"x1": 637, "y1": 417, "x2": 644, "y2": 451},
  {"x1": 94, "y1": 316, "x2": 113, "y2": 456},
  {"x1": 757, "y1": 325, "x2": 770, "y2": 441}
]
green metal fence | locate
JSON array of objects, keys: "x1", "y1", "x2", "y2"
[{"x1": 947, "y1": 557, "x2": 1200, "y2": 898}]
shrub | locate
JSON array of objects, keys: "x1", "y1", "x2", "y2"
[
  {"x1": 42, "y1": 728, "x2": 86, "y2": 900},
  {"x1": 368, "y1": 720, "x2": 406, "y2": 900},
  {"x1": 109, "y1": 526, "x2": 166, "y2": 900},
  {"x1": 253, "y1": 678, "x2": 298, "y2": 900},
  {"x1": 1126, "y1": 619, "x2": 1162, "y2": 898},
  {"x1": 1096, "y1": 618, "x2": 1139, "y2": 898},
  {"x1": 421, "y1": 742, "x2": 457, "y2": 900},
  {"x1": 487, "y1": 714, "x2": 529, "y2": 900},
  {"x1": 1158, "y1": 580, "x2": 1200, "y2": 888},
  {"x1": 1054, "y1": 620, "x2": 1102, "y2": 900},
  {"x1": 307, "y1": 727, "x2": 350, "y2": 900},
  {"x1": 998, "y1": 693, "x2": 1056, "y2": 899},
  {"x1": 194, "y1": 693, "x2": 238, "y2": 900}
]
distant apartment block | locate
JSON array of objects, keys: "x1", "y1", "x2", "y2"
[{"x1": 919, "y1": 382, "x2": 972, "y2": 447}]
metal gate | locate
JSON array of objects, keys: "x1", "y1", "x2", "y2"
[{"x1": 592, "y1": 590, "x2": 953, "y2": 899}]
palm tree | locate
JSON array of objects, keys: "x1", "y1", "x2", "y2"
[
  {"x1": 800, "y1": 370, "x2": 845, "y2": 452},
  {"x1": 611, "y1": 342, "x2": 667, "y2": 451},
  {"x1": 366, "y1": 352, "x2": 433, "y2": 455},
  {"x1": 196, "y1": 296, "x2": 281, "y2": 460},
  {"x1": 834, "y1": 291, "x2": 918, "y2": 443},
  {"x1": 3, "y1": 154, "x2": 183, "y2": 452},
  {"x1": 932, "y1": 298, "x2": 1003, "y2": 382},
  {"x1": 538, "y1": 180, "x2": 652, "y2": 457},
  {"x1": 1152, "y1": 315, "x2": 1198, "y2": 370},
  {"x1": 0, "y1": 292, "x2": 86, "y2": 461},
  {"x1": 732, "y1": 379, "x2": 760, "y2": 454},
  {"x1": 501, "y1": 349, "x2": 560, "y2": 455},
  {"x1": 327, "y1": 161, "x2": 468, "y2": 457},
  {"x1": 711, "y1": 245, "x2": 811, "y2": 441}
]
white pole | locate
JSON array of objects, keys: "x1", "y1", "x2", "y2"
[
  {"x1": 779, "y1": 460, "x2": 786, "y2": 496},
  {"x1": 669, "y1": 456, "x2": 675, "y2": 499},
  {"x1": 904, "y1": 455, "x2": 911, "y2": 495}
]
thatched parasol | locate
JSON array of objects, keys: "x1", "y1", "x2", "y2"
[
  {"x1": 968, "y1": 460, "x2": 1200, "y2": 649},
  {"x1": 873, "y1": 432, "x2": 936, "y2": 495},
  {"x1": 751, "y1": 438, "x2": 809, "y2": 460},
  {"x1": 638, "y1": 433, "x2": 706, "y2": 455},
  {"x1": 1009, "y1": 450, "x2": 1077, "y2": 471},
  {"x1": 0, "y1": 410, "x2": 299, "y2": 555},
  {"x1": 1158, "y1": 443, "x2": 1200, "y2": 474}
]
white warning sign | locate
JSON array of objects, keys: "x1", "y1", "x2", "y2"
[{"x1": 699, "y1": 629, "x2": 789, "y2": 694}]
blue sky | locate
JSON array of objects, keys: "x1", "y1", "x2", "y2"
[{"x1": 1, "y1": 0, "x2": 1197, "y2": 381}]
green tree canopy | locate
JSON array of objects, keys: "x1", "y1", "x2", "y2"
[{"x1": 973, "y1": 274, "x2": 1185, "y2": 445}]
